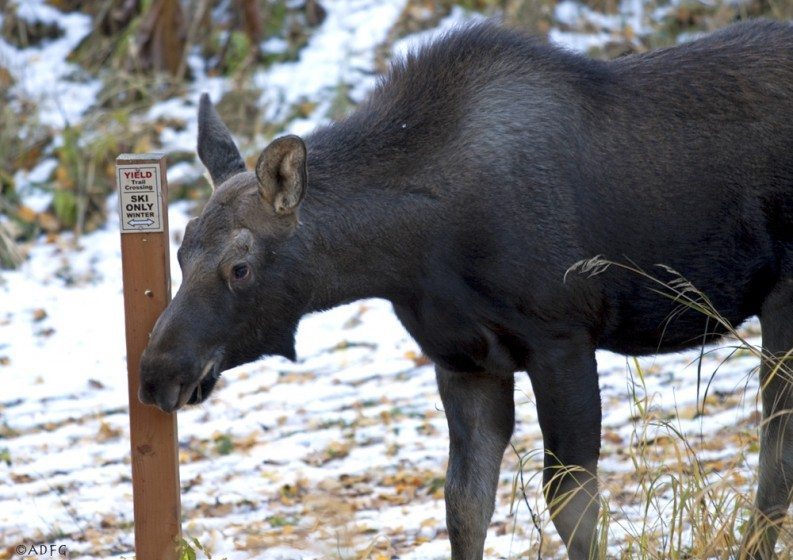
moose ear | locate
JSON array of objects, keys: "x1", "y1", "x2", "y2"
[
  {"x1": 197, "y1": 93, "x2": 246, "y2": 188},
  {"x1": 255, "y1": 135, "x2": 307, "y2": 215}
]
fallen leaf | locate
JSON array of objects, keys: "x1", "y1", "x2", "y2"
[
  {"x1": 16, "y1": 206, "x2": 37, "y2": 223},
  {"x1": 88, "y1": 378, "x2": 105, "y2": 389}
]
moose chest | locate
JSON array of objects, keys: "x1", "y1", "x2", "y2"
[{"x1": 392, "y1": 293, "x2": 527, "y2": 374}]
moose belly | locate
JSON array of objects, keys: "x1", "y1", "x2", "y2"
[
  {"x1": 596, "y1": 260, "x2": 775, "y2": 356},
  {"x1": 392, "y1": 301, "x2": 524, "y2": 374}
]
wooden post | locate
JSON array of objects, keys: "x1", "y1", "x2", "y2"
[{"x1": 117, "y1": 153, "x2": 181, "y2": 560}]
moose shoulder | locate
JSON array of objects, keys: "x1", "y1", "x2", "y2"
[{"x1": 139, "y1": 20, "x2": 793, "y2": 560}]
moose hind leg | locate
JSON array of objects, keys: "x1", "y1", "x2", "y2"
[
  {"x1": 527, "y1": 333, "x2": 601, "y2": 560},
  {"x1": 436, "y1": 366, "x2": 515, "y2": 560},
  {"x1": 742, "y1": 282, "x2": 793, "y2": 559}
]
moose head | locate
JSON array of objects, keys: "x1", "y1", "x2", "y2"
[{"x1": 139, "y1": 95, "x2": 311, "y2": 412}]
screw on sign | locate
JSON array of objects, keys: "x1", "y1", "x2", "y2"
[{"x1": 117, "y1": 153, "x2": 181, "y2": 560}]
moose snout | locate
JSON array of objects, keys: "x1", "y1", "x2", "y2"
[{"x1": 139, "y1": 344, "x2": 223, "y2": 413}]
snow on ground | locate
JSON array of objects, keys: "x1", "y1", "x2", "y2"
[
  {"x1": 0, "y1": 0, "x2": 100, "y2": 128},
  {"x1": 255, "y1": 0, "x2": 407, "y2": 135},
  {"x1": 146, "y1": 0, "x2": 414, "y2": 166},
  {"x1": 0, "y1": 1, "x2": 770, "y2": 558}
]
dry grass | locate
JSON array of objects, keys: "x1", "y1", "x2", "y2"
[{"x1": 500, "y1": 258, "x2": 793, "y2": 558}]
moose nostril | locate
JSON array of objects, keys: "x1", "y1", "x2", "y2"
[
  {"x1": 154, "y1": 383, "x2": 181, "y2": 413},
  {"x1": 138, "y1": 377, "x2": 161, "y2": 406}
]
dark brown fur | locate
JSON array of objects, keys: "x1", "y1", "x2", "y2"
[{"x1": 140, "y1": 20, "x2": 793, "y2": 559}]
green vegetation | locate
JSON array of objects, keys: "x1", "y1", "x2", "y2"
[
  {"x1": 177, "y1": 535, "x2": 227, "y2": 560},
  {"x1": 0, "y1": 4, "x2": 63, "y2": 48},
  {"x1": 213, "y1": 433, "x2": 235, "y2": 456}
]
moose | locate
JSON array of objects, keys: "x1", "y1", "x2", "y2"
[{"x1": 139, "y1": 19, "x2": 793, "y2": 559}]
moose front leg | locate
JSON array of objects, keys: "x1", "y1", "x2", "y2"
[
  {"x1": 527, "y1": 334, "x2": 601, "y2": 560},
  {"x1": 436, "y1": 366, "x2": 515, "y2": 560}
]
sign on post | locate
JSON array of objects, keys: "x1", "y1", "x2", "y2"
[
  {"x1": 117, "y1": 153, "x2": 181, "y2": 560},
  {"x1": 118, "y1": 162, "x2": 165, "y2": 233}
]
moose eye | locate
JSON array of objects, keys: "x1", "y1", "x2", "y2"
[{"x1": 231, "y1": 263, "x2": 250, "y2": 282}]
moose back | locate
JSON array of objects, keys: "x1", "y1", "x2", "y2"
[{"x1": 139, "y1": 20, "x2": 793, "y2": 560}]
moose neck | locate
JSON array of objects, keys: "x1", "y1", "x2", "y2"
[{"x1": 291, "y1": 129, "x2": 438, "y2": 312}]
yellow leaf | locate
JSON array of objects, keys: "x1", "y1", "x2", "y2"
[
  {"x1": 16, "y1": 206, "x2": 37, "y2": 223},
  {"x1": 37, "y1": 212, "x2": 60, "y2": 233},
  {"x1": 55, "y1": 165, "x2": 73, "y2": 189}
]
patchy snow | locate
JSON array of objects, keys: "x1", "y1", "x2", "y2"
[
  {"x1": 548, "y1": 28, "x2": 612, "y2": 53},
  {"x1": 392, "y1": 6, "x2": 483, "y2": 61},
  {"x1": 253, "y1": 0, "x2": 409, "y2": 136},
  {"x1": 550, "y1": 0, "x2": 655, "y2": 53},
  {"x1": 142, "y1": 0, "x2": 410, "y2": 157},
  {"x1": 0, "y1": 1, "x2": 772, "y2": 558},
  {"x1": 0, "y1": 0, "x2": 100, "y2": 128}
]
